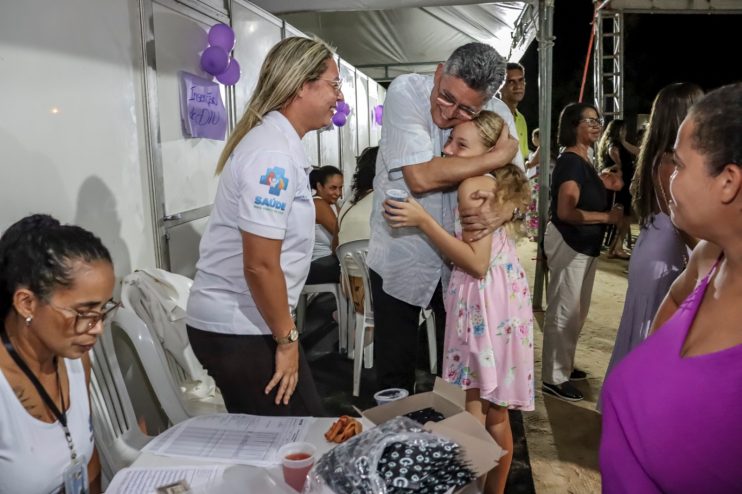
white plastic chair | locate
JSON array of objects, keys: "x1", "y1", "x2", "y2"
[
  {"x1": 337, "y1": 240, "x2": 437, "y2": 396},
  {"x1": 296, "y1": 280, "x2": 350, "y2": 353},
  {"x1": 118, "y1": 270, "x2": 225, "y2": 424},
  {"x1": 90, "y1": 327, "x2": 152, "y2": 484}
]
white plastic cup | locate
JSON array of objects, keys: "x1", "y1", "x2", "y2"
[
  {"x1": 385, "y1": 188, "x2": 409, "y2": 203},
  {"x1": 373, "y1": 387, "x2": 409, "y2": 406},
  {"x1": 278, "y1": 441, "x2": 317, "y2": 492}
]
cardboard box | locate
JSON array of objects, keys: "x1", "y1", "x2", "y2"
[{"x1": 362, "y1": 378, "x2": 504, "y2": 484}]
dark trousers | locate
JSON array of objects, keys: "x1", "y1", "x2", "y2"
[
  {"x1": 306, "y1": 254, "x2": 341, "y2": 284},
  {"x1": 187, "y1": 326, "x2": 325, "y2": 416},
  {"x1": 369, "y1": 269, "x2": 445, "y2": 394}
]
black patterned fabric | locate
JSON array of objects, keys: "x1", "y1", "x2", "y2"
[
  {"x1": 307, "y1": 416, "x2": 475, "y2": 494},
  {"x1": 403, "y1": 407, "x2": 446, "y2": 425}
]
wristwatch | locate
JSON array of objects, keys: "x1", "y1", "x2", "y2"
[{"x1": 274, "y1": 327, "x2": 299, "y2": 345}]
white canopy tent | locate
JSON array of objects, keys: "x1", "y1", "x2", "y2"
[{"x1": 250, "y1": 1, "x2": 539, "y2": 81}]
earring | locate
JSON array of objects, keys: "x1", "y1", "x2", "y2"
[{"x1": 25, "y1": 316, "x2": 33, "y2": 326}]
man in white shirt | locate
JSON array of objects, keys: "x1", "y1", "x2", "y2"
[{"x1": 367, "y1": 43, "x2": 520, "y2": 393}]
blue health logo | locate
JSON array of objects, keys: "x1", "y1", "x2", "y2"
[{"x1": 260, "y1": 166, "x2": 289, "y2": 196}]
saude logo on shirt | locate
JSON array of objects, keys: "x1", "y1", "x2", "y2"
[{"x1": 254, "y1": 166, "x2": 289, "y2": 212}]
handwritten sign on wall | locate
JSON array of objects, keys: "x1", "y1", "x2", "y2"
[{"x1": 179, "y1": 72, "x2": 227, "y2": 140}]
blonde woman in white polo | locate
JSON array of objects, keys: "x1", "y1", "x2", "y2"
[{"x1": 186, "y1": 37, "x2": 342, "y2": 416}]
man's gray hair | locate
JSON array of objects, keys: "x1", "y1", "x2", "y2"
[{"x1": 443, "y1": 43, "x2": 506, "y2": 100}]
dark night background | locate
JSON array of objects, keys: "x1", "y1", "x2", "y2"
[{"x1": 517, "y1": 0, "x2": 742, "y2": 147}]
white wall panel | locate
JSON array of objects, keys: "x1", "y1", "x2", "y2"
[{"x1": 0, "y1": 0, "x2": 156, "y2": 280}]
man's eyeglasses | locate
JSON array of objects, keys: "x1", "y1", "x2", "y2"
[
  {"x1": 319, "y1": 78, "x2": 344, "y2": 94},
  {"x1": 436, "y1": 91, "x2": 480, "y2": 121},
  {"x1": 580, "y1": 117, "x2": 604, "y2": 127},
  {"x1": 48, "y1": 300, "x2": 121, "y2": 334}
]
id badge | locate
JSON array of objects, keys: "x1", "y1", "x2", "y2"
[{"x1": 62, "y1": 456, "x2": 88, "y2": 494}]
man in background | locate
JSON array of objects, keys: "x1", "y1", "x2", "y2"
[{"x1": 499, "y1": 62, "x2": 529, "y2": 161}]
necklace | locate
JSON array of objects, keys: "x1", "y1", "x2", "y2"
[{"x1": 656, "y1": 173, "x2": 689, "y2": 268}]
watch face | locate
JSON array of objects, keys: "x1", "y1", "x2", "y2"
[{"x1": 289, "y1": 328, "x2": 299, "y2": 341}]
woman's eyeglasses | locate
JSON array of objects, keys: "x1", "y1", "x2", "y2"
[
  {"x1": 319, "y1": 78, "x2": 344, "y2": 95},
  {"x1": 48, "y1": 300, "x2": 121, "y2": 334},
  {"x1": 580, "y1": 117, "x2": 604, "y2": 127}
]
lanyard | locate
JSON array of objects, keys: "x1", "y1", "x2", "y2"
[{"x1": 0, "y1": 329, "x2": 78, "y2": 461}]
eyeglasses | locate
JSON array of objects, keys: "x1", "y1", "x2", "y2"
[
  {"x1": 580, "y1": 117, "x2": 604, "y2": 127},
  {"x1": 48, "y1": 300, "x2": 121, "y2": 334},
  {"x1": 318, "y1": 77, "x2": 344, "y2": 94},
  {"x1": 436, "y1": 91, "x2": 480, "y2": 121}
]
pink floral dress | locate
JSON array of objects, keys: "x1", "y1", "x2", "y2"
[{"x1": 443, "y1": 216, "x2": 535, "y2": 410}]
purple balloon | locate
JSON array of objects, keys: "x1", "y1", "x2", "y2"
[
  {"x1": 332, "y1": 112, "x2": 347, "y2": 127},
  {"x1": 208, "y1": 23, "x2": 235, "y2": 52},
  {"x1": 335, "y1": 101, "x2": 347, "y2": 114},
  {"x1": 341, "y1": 102, "x2": 351, "y2": 115},
  {"x1": 374, "y1": 104, "x2": 384, "y2": 125},
  {"x1": 217, "y1": 59, "x2": 241, "y2": 85},
  {"x1": 200, "y1": 46, "x2": 229, "y2": 76}
]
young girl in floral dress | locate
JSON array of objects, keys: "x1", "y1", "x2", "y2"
[{"x1": 386, "y1": 110, "x2": 534, "y2": 494}]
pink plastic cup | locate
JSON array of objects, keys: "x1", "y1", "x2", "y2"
[{"x1": 278, "y1": 441, "x2": 316, "y2": 492}]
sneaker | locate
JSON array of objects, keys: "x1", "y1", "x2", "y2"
[
  {"x1": 570, "y1": 368, "x2": 588, "y2": 381},
  {"x1": 542, "y1": 382, "x2": 584, "y2": 402}
]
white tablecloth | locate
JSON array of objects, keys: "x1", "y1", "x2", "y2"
[{"x1": 128, "y1": 417, "x2": 355, "y2": 493}]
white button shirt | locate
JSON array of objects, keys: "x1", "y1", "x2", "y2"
[
  {"x1": 366, "y1": 73, "x2": 521, "y2": 308},
  {"x1": 187, "y1": 111, "x2": 315, "y2": 335}
]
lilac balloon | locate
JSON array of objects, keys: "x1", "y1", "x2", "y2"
[
  {"x1": 217, "y1": 59, "x2": 241, "y2": 85},
  {"x1": 335, "y1": 101, "x2": 348, "y2": 114},
  {"x1": 201, "y1": 46, "x2": 229, "y2": 76},
  {"x1": 374, "y1": 104, "x2": 384, "y2": 125},
  {"x1": 340, "y1": 102, "x2": 351, "y2": 116},
  {"x1": 208, "y1": 23, "x2": 235, "y2": 52},
  {"x1": 332, "y1": 112, "x2": 347, "y2": 127}
]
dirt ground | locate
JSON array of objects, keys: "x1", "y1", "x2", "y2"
[{"x1": 516, "y1": 238, "x2": 630, "y2": 494}]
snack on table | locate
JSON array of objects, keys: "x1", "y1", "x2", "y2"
[{"x1": 324, "y1": 415, "x2": 363, "y2": 443}]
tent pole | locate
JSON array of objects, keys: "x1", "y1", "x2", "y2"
[{"x1": 533, "y1": 0, "x2": 554, "y2": 311}]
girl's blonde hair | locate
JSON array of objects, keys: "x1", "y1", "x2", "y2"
[
  {"x1": 215, "y1": 37, "x2": 334, "y2": 175},
  {"x1": 470, "y1": 110, "x2": 532, "y2": 239}
]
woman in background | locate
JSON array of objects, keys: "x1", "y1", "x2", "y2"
[
  {"x1": 337, "y1": 146, "x2": 378, "y2": 313},
  {"x1": 601, "y1": 82, "x2": 742, "y2": 493},
  {"x1": 187, "y1": 37, "x2": 342, "y2": 416},
  {"x1": 541, "y1": 103, "x2": 623, "y2": 402},
  {"x1": 307, "y1": 165, "x2": 344, "y2": 284},
  {"x1": 0, "y1": 214, "x2": 117, "y2": 494},
  {"x1": 603, "y1": 83, "x2": 703, "y2": 378},
  {"x1": 597, "y1": 119, "x2": 638, "y2": 259}
]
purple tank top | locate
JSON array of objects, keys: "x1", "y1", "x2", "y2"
[{"x1": 600, "y1": 257, "x2": 742, "y2": 493}]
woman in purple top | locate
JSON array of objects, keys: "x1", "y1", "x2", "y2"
[{"x1": 600, "y1": 82, "x2": 742, "y2": 493}]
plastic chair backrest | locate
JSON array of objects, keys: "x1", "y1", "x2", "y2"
[
  {"x1": 89, "y1": 327, "x2": 152, "y2": 482},
  {"x1": 336, "y1": 239, "x2": 372, "y2": 322},
  {"x1": 121, "y1": 270, "x2": 220, "y2": 402},
  {"x1": 109, "y1": 305, "x2": 192, "y2": 424}
]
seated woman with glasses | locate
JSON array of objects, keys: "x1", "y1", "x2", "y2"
[{"x1": 0, "y1": 214, "x2": 118, "y2": 494}]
